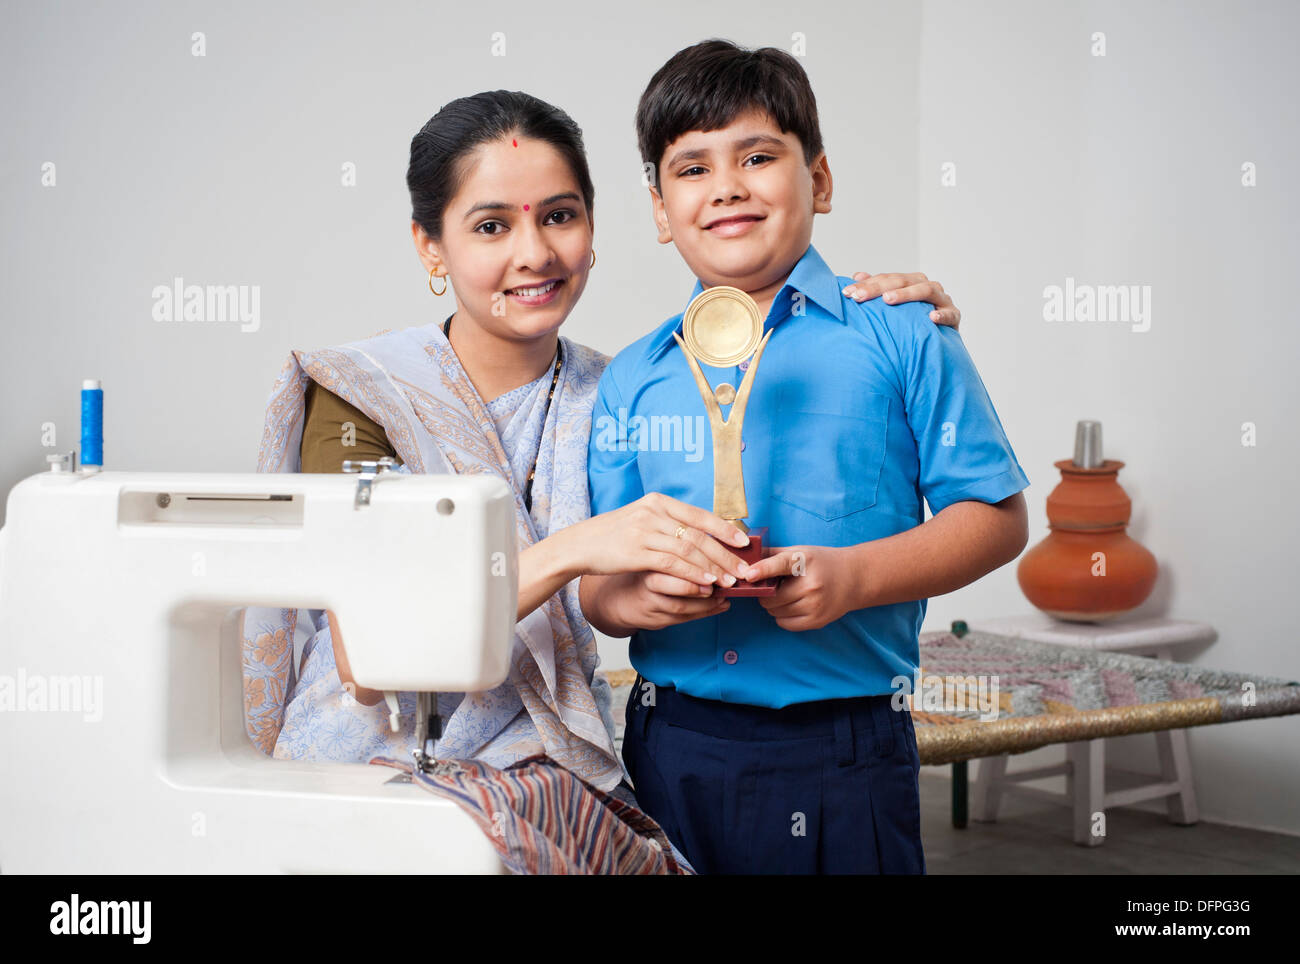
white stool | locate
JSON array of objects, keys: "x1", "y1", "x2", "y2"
[{"x1": 963, "y1": 615, "x2": 1216, "y2": 847}]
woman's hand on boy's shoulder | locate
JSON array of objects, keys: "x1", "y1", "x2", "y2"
[{"x1": 841, "y1": 271, "x2": 962, "y2": 329}]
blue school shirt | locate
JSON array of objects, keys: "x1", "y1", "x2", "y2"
[{"x1": 587, "y1": 243, "x2": 1030, "y2": 708}]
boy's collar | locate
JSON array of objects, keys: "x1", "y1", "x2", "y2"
[{"x1": 648, "y1": 244, "x2": 845, "y2": 362}]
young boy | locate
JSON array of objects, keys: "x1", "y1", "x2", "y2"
[{"x1": 579, "y1": 39, "x2": 1030, "y2": 874}]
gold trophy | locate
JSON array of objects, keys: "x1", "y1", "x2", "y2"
[{"x1": 673, "y1": 285, "x2": 777, "y2": 597}]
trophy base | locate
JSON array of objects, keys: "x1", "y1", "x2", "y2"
[{"x1": 715, "y1": 527, "x2": 778, "y2": 597}]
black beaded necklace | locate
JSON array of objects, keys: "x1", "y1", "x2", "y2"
[{"x1": 443, "y1": 313, "x2": 563, "y2": 513}]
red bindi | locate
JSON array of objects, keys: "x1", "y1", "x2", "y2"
[
  {"x1": 523, "y1": 203, "x2": 530, "y2": 211},
  {"x1": 512, "y1": 138, "x2": 517, "y2": 147}
]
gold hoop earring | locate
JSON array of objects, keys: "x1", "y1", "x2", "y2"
[
  {"x1": 429, "y1": 269, "x2": 447, "y2": 296},
  {"x1": 589, "y1": 250, "x2": 596, "y2": 270}
]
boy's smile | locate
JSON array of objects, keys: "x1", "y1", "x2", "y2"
[
  {"x1": 650, "y1": 108, "x2": 832, "y2": 317},
  {"x1": 703, "y1": 211, "x2": 765, "y2": 237}
]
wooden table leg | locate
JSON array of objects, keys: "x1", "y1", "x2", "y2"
[
  {"x1": 1067, "y1": 739, "x2": 1106, "y2": 847},
  {"x1": 971, "y1": 754, "x2": 1008, "y2": 822},
  {"x1": 1156, "y1": 728, "x2": 1200, "y2": 825},
  {"x1": 952, "y1": 760, "x2": 968, "y2": 828}
]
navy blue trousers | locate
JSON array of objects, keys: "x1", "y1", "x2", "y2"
[{"x1": 622, "y1": 675, "x2": 926, "y2": 875}]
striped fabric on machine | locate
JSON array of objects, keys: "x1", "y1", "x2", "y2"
[{"x1": 370, "y1": 754, "x2": 692, "y2": 875}]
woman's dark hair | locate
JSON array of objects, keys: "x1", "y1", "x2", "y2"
[
  {"x1": 636, "y1": 39, "x2": 824, "y2": 191},
  {"x1": 407, "y1": 90, "x2": 596, "y2": 241}
]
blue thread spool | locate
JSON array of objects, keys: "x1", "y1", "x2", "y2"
[{"x1": 81, "y1": 378, "x2": 103, "y2": 472}]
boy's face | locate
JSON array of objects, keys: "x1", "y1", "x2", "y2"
[{"x1": 649, "y1": 108, "x2": 831, "y2": 300}]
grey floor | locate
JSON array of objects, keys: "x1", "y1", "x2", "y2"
[{"x1": 920, "y1": 771, "x2": 1300, "y2": 874}]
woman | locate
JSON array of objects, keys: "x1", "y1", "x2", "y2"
[{"x1": 241, "y1": 90, "x2": 962, "y2": 801}]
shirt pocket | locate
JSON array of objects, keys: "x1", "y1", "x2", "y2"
[{"x1": 771, "y1": 385, "x2": 890, "y2": 521}]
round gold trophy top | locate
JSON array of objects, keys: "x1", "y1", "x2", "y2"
[{"x1": 681, "y1": 285, "x2": 763, "y2": 368}]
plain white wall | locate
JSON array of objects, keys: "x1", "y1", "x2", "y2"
[
  {"x1": 1, "y1": 3, "x2": 921, "y2": 667},
  {"x1": 4, "y1": 0, "x2": 1296, "y2": 836},
  {"x1": 916, "y1": 0, "x2": 1300, "y2": 836},
  {"x1": 0, "y1": 0, "x2": 920, "y2": 489}
]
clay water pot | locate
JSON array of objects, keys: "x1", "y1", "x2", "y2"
[{"x1": 1017, "y1": 458, "x2": 1158, "y2": 622}]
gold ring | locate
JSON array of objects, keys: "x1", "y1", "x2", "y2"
[{"x1": 674, "y1": 525, "x2": 687, "y2": 540}]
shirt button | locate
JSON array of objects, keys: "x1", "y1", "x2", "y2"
[{"x1": 723, "y1": 650, "x2": 739, "y2": 665}]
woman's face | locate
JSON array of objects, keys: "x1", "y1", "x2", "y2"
[{"x1": 419, "y1": 135, "x2": 593, "y2": 342}]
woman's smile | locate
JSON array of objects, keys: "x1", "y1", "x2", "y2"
[{"x1": 505, "y1": 277, "x2": 566, "y2": 306}]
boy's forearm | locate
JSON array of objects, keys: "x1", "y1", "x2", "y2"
[
  {"x1": 579, "y1": 572, "x2": 637, "y2": 638},
  {"x1": 847, "y1": 493, "x2": 1028, "y2": 609}
]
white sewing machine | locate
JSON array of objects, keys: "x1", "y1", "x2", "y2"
[{"x1": 0, "y1": 460, "x2": 518, "y2": 873}]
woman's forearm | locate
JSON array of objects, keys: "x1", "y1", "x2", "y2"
[
  {"x1": 516, "y1": 524, "x2": 583, "y2": 622},
  {"x1": 328, "y1": 609, "x2": 385, "y2": 706}
]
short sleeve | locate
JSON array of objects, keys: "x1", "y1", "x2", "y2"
[
  {"x1": 898, "y1": 307, "x2": 1030, "y2": 517},
  {"x1": 587, "y1": 364, "x2": 646, "y2": 515},
  {"x1": 300, "y1": 381, "x2": 396, "y2": 472}
]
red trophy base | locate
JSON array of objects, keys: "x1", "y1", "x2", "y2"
[{"x1": 714, "y1": 526, "x2": 778, "y2": 597}]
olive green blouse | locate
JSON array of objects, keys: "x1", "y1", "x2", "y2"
[{"x1": 299, "y1": 380, "x2": 396, "y2": 472}]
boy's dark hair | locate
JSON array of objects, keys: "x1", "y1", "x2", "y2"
[
  {"x1": 408, "y1": 89, "x2": 595, "y2": 241},
  {"x1": 636, "y1": 39, "x2": 824, "y2": 191}
]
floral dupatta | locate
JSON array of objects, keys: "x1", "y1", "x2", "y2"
[{"x1": 239, "y1": 321, "x2": 623, "y2": 791}]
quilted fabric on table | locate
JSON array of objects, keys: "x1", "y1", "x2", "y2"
[{"x1": 911, "y1": 628, "x2": 1300, "y2": 764}]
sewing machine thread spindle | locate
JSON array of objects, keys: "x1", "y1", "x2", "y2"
[{"x1": 80, "y1": 378, "x2": 103, "y2": 473}]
